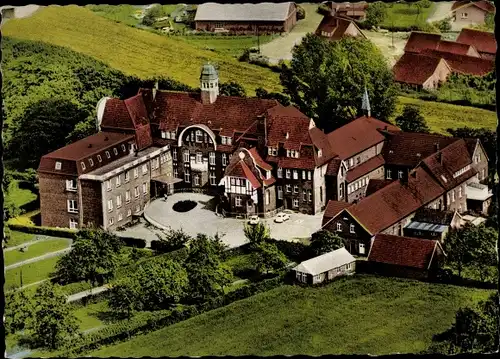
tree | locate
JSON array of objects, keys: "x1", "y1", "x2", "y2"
[
  {"x1": 5, "y1": 289, "x2": 33, "y2": 334},
  {"x1": 142, "y1": 5, "x2": 165, "y2": 26},
  {"x1": 55, "y1": 229, "x2": 124, "y2": 285},
  {"x1": 309, "y1": 230, "x2": 345, "y2": 257},
  {"x1": 219, "y1": 81, "x2": 247, "y2": 97},
  {"x1": 29, "y1": 282, "x2": 79, "y2": 350},
  {"x1": 255, "y1": 87, "x2": 291, "y2": 106},
  {"x1": 156, "y1": 228, "x2": 192, "y2": 251},
  {"x1": 280, "y1": 35, "x2": 397, "y2": 132},
  {"x1": 365, "y1": 2, "x2": 387, "y2": 28},
  {"x1": 253, "y1": 241, "x2": 288, "y2": 275},
  {"x1": 108, "y1": 277, "x2": 143, "y2": 318},
  {"x1": 296, "y1": 4, "x2": 306, "y2": 20},
  {"x1": 185, "y1": 234, "x2": 232, "y2": 301},
  {"x1": 2, "y1": 170, "x2": 21, "y2": 221},
  {"x1": 244, "y1": 222, "x2": 271, "y2": 248},
  {"x1": 395, "y1": 105, "x2": 430, "y2": 133}
]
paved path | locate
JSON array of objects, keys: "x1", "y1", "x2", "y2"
[
  {"x1": 5, "y1": 247, "x2": 71, "y2": 270},
  {"x1": 67, "y1": 284, "x2": 111, "y2": 303}
]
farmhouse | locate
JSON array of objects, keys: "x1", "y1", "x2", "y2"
[
  {"x1": 294, "y1": 247, "x2": 356, "y2": 284},
  {"x1": 450, "y1": 0, "x2": 495, "y2": 28},
  {"x1": 367, "y1": 234, "x2": 445, "y2": 280},
  {"x1": 324, "y1": 1, "x2": 369, "y2": 20},
  {"x1": 392, "y1": 52, "x2": 452, "y2": 90},
  {"x1": 456, "y1": 28, "x2": 497, "y2": 60},
  {"x1": 315, "y1": 15, "x2": 366, "y2": 41},
  {"x1": 194, "y1": 2, "x2": 297, "y2": 34}
]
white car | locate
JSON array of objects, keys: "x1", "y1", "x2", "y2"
[
  {"x1": 248, "y1": 215, "x2": 260, "y2": 225},
  {"x1": 274, "y1": 212, "x2": 290, "y2": 223}
]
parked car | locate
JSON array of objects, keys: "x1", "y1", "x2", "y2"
[
  {"x1": 248, "y1": 215, "x2": 260, "y2": 225},
  {"x1": 274, "y1": 212, "x2": 290, "y2": 223}
]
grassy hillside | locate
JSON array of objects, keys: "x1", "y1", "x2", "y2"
[
  {"x1": 90, "y1": 275, "x2": 492, "y2": 357},
  {"x1": 394, "y1": 97, "x2": 498, "y2": 135},
  {"x1": 382, "y1": 3, "x2": 436, "y2": 28},
  {"x1": 2, "y1": 5, "x2": 282, "y2": 94}
]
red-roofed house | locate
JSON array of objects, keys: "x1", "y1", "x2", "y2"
[
  {"x1": 367, "y1": 234, "x2": 445, "y2": 280},
  {"x1": 404, "y1": 32, "x2": 442, "y2": 54},
  {"x1": 451, "y1": 1, "x2": 495, "y2": 30},
  {"x1": 456, "y1": 28, "x2": 496, "y2": 60},
  {"x1": 325, "y1": 2, "x2": 369, "y2": 20},
  {"x1": 315, "y1": 15, "x2": 366, "y2": 41},
  {"x1": 420, "y1": 49, "x2": 494, "y2": 76},
  {"x1": 393, "y1": 53, "x2": 452, "y2": 89}
]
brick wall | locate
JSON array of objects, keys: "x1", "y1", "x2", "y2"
[
  {"x1": 39, "y1": 173, "x2": 79, "y2": 228},
  {"x1": 80, "y1": 179, "x2": 103, "y2": 228}
]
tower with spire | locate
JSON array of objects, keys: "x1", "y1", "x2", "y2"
[
  {"x1": 361, "y1": 86, "x2": 371, "y2": 117},
  {"x1": 200, "y1": 62, "x2": 219, "y2": 104}
]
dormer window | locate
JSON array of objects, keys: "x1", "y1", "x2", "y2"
[
  {"x1": 287, "y1": 150, "x2": 299, "y2": 158},
  {"x1": 286, "y1": 169, "x2": 291, "y2": 179},
  {"x1": 266, "y1": 171, "x2": 271, "y2": 179},
  {"x1": 317, "y1": 149, "x2": 322, "y2": 158},
  {"x1": 171, "y1": 131, "x2": 176, "y2": 140},
  {"x1": 277, "y1": 167, "x2": 283, "y2": 178},
  {"x1": 221, "y1": 136, "x2": 227, "y2": 145},
  {"x1": 113, "y1": 148, "x2": 118, "y2": 156},
  {"x1": 97, "y1": 155, "x2": 102, "y2": 162},
  {"x1": 196, "y1": 130, "x2": 203, "y2": 143},
  {"x1": 55, "y1": 161, "x2": 62, "y2": 170},
  {"x1": 268, "y1": 147, "x2": 278, "y2": 156},
  {"x1": 81, "y1": 162, "x2": 86, "y2": 171},
  {"x1": 89, "y1": 158, "x2": 94, "y2": 167},
  {"x1": 106, "y1": 151, "x2": 111, "y2": 159},
  {"x1": 121, "y1": 144, "x2": 126, "y2": 152}
]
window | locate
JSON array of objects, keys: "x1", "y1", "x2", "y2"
[
  {"x1": 66, "y1": 179, "x2": 77, "y2": 191},
  {"x1": 230, "y1": 178, "x2": 235, "y2": 186},
  {"x1": 359, "y1": 243, "x2": 365, "y2": 255},
  {"x1": 336, "y1": 223, "x2": 342, "y2": 231},
  {"x1": 135, "y1": 205, "x2": 141, "y2": 213},
  {"x1": 81, "y1": 162, "x2": 86, "y2": 171},
  {"x1": 293, "y1": 185, "x2": 299, "y2": 193},
  {"x1": 209, "y1": 152, "x2": 215, "y2": 165},
  {"x1": 174, "y1": 168, "x2": 178, "y2": 178},
  {"x1": 127, "y1": 209, "x2": 132, "y2": 217},
  {"x1": 302, "y1": 171, "x2": 306, "y2": 180},
  {"x1": 266, "y1": 190, "x2": 271, "y2": 205},
  {"x1": 171, "y1": 131, "x2": 176, "y2": 140},
  {"x1": 447, "y1": 192, "x2": 450, "y2": 204},
  {"x1": 268, "y1": 147, "x2": 278, "y2": 156},
  {"x1": 347, "y1": 185, "x2": 352, "y2": 195},
  {"x1": 293, "y1": 198, "x2": 299, "y2": 208},
  {"x1": 398, "y1": 170, "x2": 403, "y2": 179},
  {"x1": 481, "y1": 169, "x2": 486, "y2": 180},
  {"x1": 349, "y1": 158, "x2": 354, "y2": 167},
  {"x1": 121, "y1": 144, "x2": 126, "y2": 152},
  {"x1": 222, "y1": 154, "x2": 227, "y2": 166},
  {"x1": 55, "y1": 161, "x2": 62, "y2": 170},
  {"x1": 134, "y1": 186, "x2": 140, "y2": 198},
  {"x1": 69, "y1": 218, "x2": 78, "y2": 229},
  {"x1": 286, "y1": 169, "x2": 291, "y2": 179},
  {"x1": 116, "y1": 195, "x2": 122, "y2": 208},
  {"x1": 339, "y1": 184, "x2": 344, "y2": 198},
  {"x1": 451, "y1": 190, "x2": 455, "y2": 202},
  {"x1": 106, "y1": 180, "x2": 112, "y2": 191},
  {"x1": 196, "y1": 130, "x2": 203, "y2": 143},
  {"x1": 107, "y1": 199, "x2": 113, "y2": 212},
  {"x1": 278, "y1": 186, "x2": 283, "y2": 199},
  {"x1": 196, "y1": 152, "x2": 202, "y2": 163},
  {"x1": 458, "y1": 186, "x2": 462, "y2": 198},
  {"x1": 106, "y1": 151, "x2": 111, "y2": 159},
  {"x1": 386, "y1": 169, "x2": 392, "y2": 179},
  {"x1": 194, "y1": 175, "x2": 200, "y2": 186},
  {"x1": 320, "y1": 187, "x2": 323, "y2": 202},
  {"x1": 89, "y1": 158, "x2": 94, "y2": 167},
  {"x1": 184, "y1": 171, "x2": 191, "y2": 183},
  {"x1": 308, "y1": 190, "x2": 312, "y2": 202},
  {"x1": 125, "y1": 171, "x2": 130, "y2": 182},
  {"x1": 118, "y1": 213, "x2": 123, "y2": 222},
  {"x1": 173, "y1": 149, "x2": 177, "y2": 160},
  {"x1": 183, "y1": 150, "x2": 190, "y2": 163},
  {"x1": 350, "y1": 224, "x2": 355, "y2": 234},
  {"x1": 277, "y1": 167, "x2": 283, "y2": 178},
  {"x1": 116, "y1": 175, "x2": 121, "y2": 187},
  {"x1": 293, "y1": 170, "x2": 298, "y2": 180},
  {"x1": 461, "y1": 12, "x2": 468, "y2": 18},
  {"x1": 303, "y1": 190, "x2": 307, "y2": 201},
  {"x1": 221, "y1": 136, "x2": 227, "y2": 145},
  {"x1": 142, "y1": 182, "x2": 147, "y2": 194},
  {"x1": 108, "y1": 217, "x2": 114, "y2": 226},
  {"x1": 97, "y1": 155, "x2": 102, "y2": 163},
  {"x1": 134, "y1": 168, "x2": 139, "y2": 179},
  {"x1": 68, "y1": 200, "x2": 78, "y2": 213},
  {"x1": 125, "y1": 190, "x2": 131, "y2": 203},
  {"x1": 308, "y1": 171, "x2": 312, "y2": 181},
  {"x1": 286, "y1": 184, "x2": 291, "y2": 193},
  {"x1": 113, "y1": 148, "x2": 118, "y2": 156},
  {"x1": 235, "y1": 196, "x2": 242, "y2": 207},
  {"x1": 227, "y1": 137, "x2": 232, "y2": 145},
  {"x1": 209, "y1": 172, "x2": 216, "y2": 185},
  {"x1": 142, "y1": 164, "x2": 148, "y2": 174}
]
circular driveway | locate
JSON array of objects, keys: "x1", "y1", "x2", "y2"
[{"x1": 144, "y1": 193, "x2": 324, "y2": 248}]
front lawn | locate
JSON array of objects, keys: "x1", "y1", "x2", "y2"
[
  {"x1": 72, "y1": 300, "x2": 109, "y2": 332},
  {"x1": 89, "y1": 275, "x2": 493, "y2": 357},
  {"x1": 5, "y1": 230, "x2": 35, "y2": 247},
  {"x1": 381, "y1": 3, "x2": 436, "y2": 28},
  {"x1": 7, "y1": 179, "x2": 37, "y2": 208},
  {"x1": 5, "y1": 256, "x2": 60, "y2": 290},
  {"x1": 4, "y1": 238, "x2": 70, "y2": 266}
]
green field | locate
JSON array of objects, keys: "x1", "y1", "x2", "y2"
[
  {"x1": 5, "y1": 230, "x2": 36, "y2": 248},
  {"x1": 175, "y1": 35, "x2": 276, "y2": 57},
  {"x1": 7, "y1": 180, "x2": 37, "y2": 208},
  {"x1": 394, "y1": 96, "x2": 498, "y2": 134},
  {"x1": 4, "y1": 238, "x2": 70, "y2": 266},
  {"x1": 2, "y1": 5, "x2": 282, "y2": 94},
  {"x1": 86, "y1": 4, "x2": 141, "y2": 27},
  {"x1": 382, "y1": 3, "x2": 436, "y2": 28},
  {"x1": 73, "y1": 301, "x2": 109, "y2": 331},
  {"x1": 90, "y1": 275, "x2": 493, "y2": 357},
  {"x1": 5, "y1": 256, "x2": 61, "y2": 290}
]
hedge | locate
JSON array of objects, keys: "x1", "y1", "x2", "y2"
[
  {"x1": 150, "y1": 239, "x2": 184, "y2": 252},
  {"x1": 7, "y1": 223, "x2": 78, "y2": 239},
  {"x1": 266, "y1": 238, "x2": 310, "y2": 262},
  {"x1": 120, "y1": 236, "x2": 147, "y2": 248}
]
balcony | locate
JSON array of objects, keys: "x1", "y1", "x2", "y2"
[{"x1": 190, "y1": 160, "x2": 208, "y2": 172}]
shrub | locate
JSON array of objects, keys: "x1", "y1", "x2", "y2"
[
  {"x1": 317, "y1": 3, "x2": 331, "y2": 16},
  {"x1": 172, "y1": 200, "x2": 197, "y2": 212},
  {"x1": 296, "y1": 4, "x2": 306, "y2": 20},
  {"x1": 265, "y1": 238, "x2": 309, "y2": 262},
  {"x1": 7, "y1": 223, "x2": 77, "y2": 239},
  {"x1": 120, "y1": 236, "x2": 147, "y2": 248}
]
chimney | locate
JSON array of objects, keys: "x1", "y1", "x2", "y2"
[
  {"x1": 153, "y1": 80, "x2": 159, "y2": 101},
  {"x1": 434, "y1": 142, "x2": 440, "y2": 152},
  {"x1": 285, "y1": 132, "x2": 289, "y2": 140}
]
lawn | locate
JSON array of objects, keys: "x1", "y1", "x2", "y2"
[
  {"x1": 294, "y1": 3, "x2": 325, "y2": 33},
  {"x1": 4, "y1": 238, "x2": 71, "y2": 266},
  {"x1": 89, "y1": 275, "x2": 493, "y2": 357},
  {"x1": 5, "y1": 230, "x2": 35, "y2": 247},
  {"x1": 72, "y1": 300, "x2": 109, "y2": 332},
  {"x1": 7, "y1": 179, "x2": 37, "y2": 208},
  {"x1": 381, "y1": 3, "x2": 436, "y2": 28},
  {"x1": 86, "y1": 4, "x2": 141, "y2": 27},
  {"x1": 2, "y1": 5, "x2": 282, "y2": 94},
  {"x1": 5, "y1": 256, "x2": 60, "y2": 290},
  {"x1": 394, "y1": 96, "x2": 498, "y2": 135}
]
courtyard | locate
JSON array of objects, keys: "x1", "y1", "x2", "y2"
[{"x1": 143, "y1": 192, "x2": 323, "y2": 248}]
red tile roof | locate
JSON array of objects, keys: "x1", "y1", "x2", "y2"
[
  {"x1": 322, "y1": 200, "x2": 352, "y2": 226},
  {"x1": 365, "y1": 179, "x2": 394, "y2": 197},
  {"x1": 420, "y1": 49, "x2": 494, "y2": 76},
  {"x1": 368, "y1": 234, "x2": 440, "y2": 270},
  {"x1": 225, "y1": 160, "x2": 262, "y2": 189},
  {"x1": 452, "y1": 0, "x2": 495, "y2": 13},
  {"x1": 326, "y1": 158, "x2": 342, "y2": 176},
  {"x1": 348, "y1": 166, "x2": 445, "y2": 234},
  {"x1": 266, "y1": 109, "x2": 312, "y2": 150},
  {"x1": 456, "y1": 28, "x2": 496, "y2": 55},
  {"x1": 404, "y1": 32, "x2": 441, "y2": 53},
  {"x1": 326, "y1": 116, "x2": 400, "y2": 160},
  {"x1": 345, "y1": 154, "x2": 385, "y2": 182},
  {"x1": 277, "y1": 156, "x2": 317, "y2": 170},
  {"x1": 248, "y1": 147, "x2": 273, "y2": 171},
  {"x1": 315, "y1": 15, "x2": 365, "y2": 41},
  {"x1": 309, "y1": 126, "x2": 337, "y2": 166},
  {"x1": 436, "y1": 40, "x2": 479, "y2": 56},
  {"x1": 393, "y1": 53, "x2": 449, "y2": 86},
  {"x1": 383, "y1": 132, "x2": 459, "y2": 167}
]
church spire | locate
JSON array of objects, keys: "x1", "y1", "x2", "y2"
[{"x1": 361, "y1": 86, "x2": 371, "y2": 117}]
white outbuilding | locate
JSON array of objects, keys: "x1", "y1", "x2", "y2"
[{"x1": 293, "y1": 247, "x2": 356, "y2": 284}]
